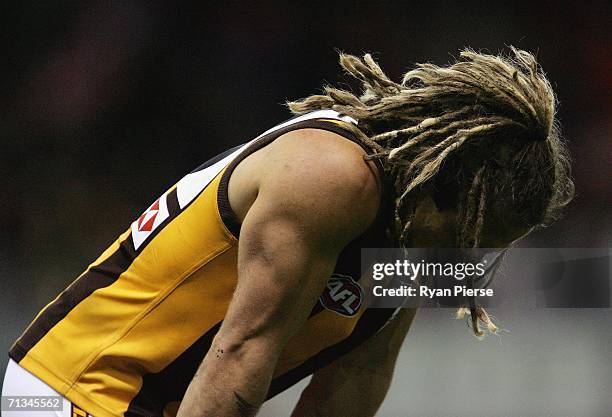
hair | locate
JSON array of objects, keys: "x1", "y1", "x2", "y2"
[{"x1": 288, "y1": 47, "x2": 574, "y2": 336}]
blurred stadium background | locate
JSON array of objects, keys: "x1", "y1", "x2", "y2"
[{"x1": 0, "y1": 1, "x2": 610, "y2": 416}]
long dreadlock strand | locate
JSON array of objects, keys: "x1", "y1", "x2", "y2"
[{"x1": 287, "y1": 47, "x2": 574, "y2": 337}]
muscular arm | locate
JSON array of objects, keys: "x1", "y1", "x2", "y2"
[
  {"x1": 291, "y1": 308, "x2": 417, "y2": 417},
  {"x1": 177, "y1": 130, "x2": 381, "y2": 417}
]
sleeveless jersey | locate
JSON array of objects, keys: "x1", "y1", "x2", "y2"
[{"x1": 9, "y1": 110, "x2": 396, "y2": 417}]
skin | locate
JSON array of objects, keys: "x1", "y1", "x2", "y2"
[{"x1": 176, "y1": 129, "x2": 531, "y2": 417}]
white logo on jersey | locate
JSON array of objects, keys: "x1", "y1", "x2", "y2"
[{"x1": 319, "y1": 274, "x2": 364, "y2": 317}]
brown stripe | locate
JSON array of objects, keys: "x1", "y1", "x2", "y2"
[{"x1": 9, "y1": 239, "x2": 136, "y2": 363}]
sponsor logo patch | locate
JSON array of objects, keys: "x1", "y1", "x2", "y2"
[
  {"x1": 137, "y1": 198, "x2": 161, "y2": 232},
  {"x1": 131, "y1": 193, "x2": 170, "y2": 250},
  {"x1": 319, "y1": 274, "x2": 364, "y2": 317}
]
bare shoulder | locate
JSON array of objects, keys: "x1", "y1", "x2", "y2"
[
  {"x1": 263, "y1": 128, "x2": 382, "y2": 222},
  {"x1": 230, "y1": 128, "x2": 382, "y2": 247}
]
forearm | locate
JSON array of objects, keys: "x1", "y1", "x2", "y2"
[
  {"x1": 177, "y1": 337, "x2": 278, "y2": 417},
  {"x1": 292, "y1": 309, "x2": 417, "y2": 417},
  {"x1": 291, "y1": 363, "x2": 393, "y2": 417}
]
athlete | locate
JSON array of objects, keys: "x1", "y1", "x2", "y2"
[{"x1": 3, "y1": 47, "x2": 573, "y2": 417}]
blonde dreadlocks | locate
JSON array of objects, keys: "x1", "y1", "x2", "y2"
[{"x1": 288, "y1": 47, "x2": 574, "y2": 337}]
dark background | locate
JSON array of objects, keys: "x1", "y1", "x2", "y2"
[{"x1": 1, "y1": 1, "x2": 610, "y2": 416}]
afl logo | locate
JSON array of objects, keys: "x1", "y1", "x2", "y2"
[{"x1": 319, "y1": 274, "x2": 364, "y2": 317}]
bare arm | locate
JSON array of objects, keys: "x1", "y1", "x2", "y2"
[
  {"x1": 177, "y1": 132, "x2": 381, "y2": 417},
  {"x1": 291, "y1": 308, "x2": 417, "y2": 417}
]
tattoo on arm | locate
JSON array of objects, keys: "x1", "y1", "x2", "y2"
[{"x1": 234, "y1": 391, "x2": 259, "y2": 417}]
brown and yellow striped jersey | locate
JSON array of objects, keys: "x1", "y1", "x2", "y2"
[{"x1": 9, "y1": 110, "x2": 396, "y2": 417}]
